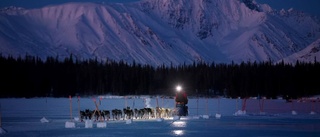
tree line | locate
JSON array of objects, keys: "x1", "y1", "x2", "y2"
[{"x1": 0, "y1": 54, "x2": 319, "y2": 98}]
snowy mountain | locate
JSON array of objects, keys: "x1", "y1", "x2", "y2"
[
  {"x1": 0, "y1": 0, "x2": 320, "y2": 66},
  {"x1": 281, "y1": 38, "x2": 320, "y2": 63}
]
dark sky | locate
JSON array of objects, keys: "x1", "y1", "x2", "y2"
[
  {"x1": 0, "y1": 0, "x2": 139, "y2": 8},
  {"x1": 0, "y1": 0, "x2": 319, "y2": 16},
  {"x1": 256, "y1": 0, "x2": 320, "y2": 16}
]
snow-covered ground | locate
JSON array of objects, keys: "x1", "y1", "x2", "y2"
[{"x1": 1, "y1": 97, "x2": 320, "y2": 136}]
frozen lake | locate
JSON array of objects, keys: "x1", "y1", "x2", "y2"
[{"x1": 1, "y1": 97, "x2": 320, "y2": 136}]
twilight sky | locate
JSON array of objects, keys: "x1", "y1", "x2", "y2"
[
  {"x1": 0, "y1": 0, "x2": 319, "y2": 16},
  {"x1": 256, "y1": 0, "x2": 320, "y2": 16}
]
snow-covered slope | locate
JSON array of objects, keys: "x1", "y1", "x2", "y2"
[
  {"x1": 0, "y1": 0, "x2": 319, "y2": 66},
  {"x1": 281, "y1": 38, "x2": 320, "y2": 63}
]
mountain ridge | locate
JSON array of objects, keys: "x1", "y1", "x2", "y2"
[{"x1": 0, "y1": 0, "x2": 319, "y2": 66}]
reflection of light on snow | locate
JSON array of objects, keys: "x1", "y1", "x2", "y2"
[
  {"x1": 172, "y1": 121, "x2": 186, "y2": 127},
  {"x1": 180, "y1": 117, "x2": 190, "y2": 120},
  {"x1": 172, "y1": 130, "x2": 184, "y2": 136}
]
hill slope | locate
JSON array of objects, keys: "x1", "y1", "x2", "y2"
[{"x1": 0, "y1": 0, "x2": 319, "y2": 66}]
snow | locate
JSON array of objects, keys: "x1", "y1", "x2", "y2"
[
  {"x1": 156, "y1": 118, "x2": 164, "y2": 122},
  {"x1": 281, "y1": 38, "x2": 320, "y2": 63},
  {"x1": 84, "y1": 120, "x2": 93, "y2": 128},
  {"x1": 215, "y1": 113, "x2": 221, "y2": 119},
  {"x1": 40, "y1": 117, "x2": 49, "y2": 123},
  {"x1": 1, "y1": 97, "x2": 320, "y2": 136},
  {"x1": 64, "y1": 121, "x2": 76, "y2": 128},
  {"x1": 125, "y1": 119, "x2": 133, "y2": 124},
  {"x1": 0, "y1": 127, "x2": 7, "y2": 134},
  {"x1": 234, "y1": 110, "x2": 247, "y2": 116},
  {"x1": 96, "y1": 122, "x2": 107, "y2": 128},
  {"x1": 0, "y1": 0, "x2": 319, "y2": 66}
]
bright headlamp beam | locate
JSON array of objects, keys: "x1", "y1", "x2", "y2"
[{"x1": 176, "y1": 85, "x2": 182, "y2": 92}]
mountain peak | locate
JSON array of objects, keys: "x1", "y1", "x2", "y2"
[
  {"x1": 241, "y1": 0, "x2": 260, "y2": 11},
  {"x1": 0, "y1": 6, "x2": 26, "y2": 15},
  {"x1": 0, "y1": 0, "x2": 319, "y2": 66}
]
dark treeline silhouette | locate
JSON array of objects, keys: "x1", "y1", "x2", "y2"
[{"x1": 0, "y1": 54, "x2": 319, "y2": 98}]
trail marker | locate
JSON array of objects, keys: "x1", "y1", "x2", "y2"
[
  {"x1": 92, "y1": 98, "x2": 103, "y2": 122},
  {"x1": 77, "y1": 96, "x2": 80, "y2": 121},
  {"x1": 69, "y1": 95, "x2": 73, "y2": 121},
  {"x1": 125, "y1": 96, "x2": 127, "y2": 108},
  {"x1": 235, "y1": 98, "x2": 238, "y2": 115},
  {"x1": 310, "y1": 99, "x2": 316, "y2": 115},
  {"x1": 242, "y1": 98, "x2": 247, "y2": 112},
  {"x1": 40, "y1": 96, "x2": 49, "y2": 123},
  {"x1": 291, "y1": 99, "x2": 297, "y2": 115},
  {"x1": 92, "y1": 97, "x2": 107, "y2": 128},
  {"x1": 259, "y1": 98, "x2": 266, "y2": 115},
  {"x1": 215, "y1": 97, "x2": 221, "y2": 119},
  {"x1": 196, "y1": 97, "x2": 199, "y2": 116},
  {"x1": 65, "y1": 95, "x2": 76, "y2": 128},
  {"x1": 85, "y1": 120, "x2": 93, "y2": 128},
  {"x1": 156, "y1": 97, "x2": 160, "y2": 118},
  {"x1": 202, "y1": 97, "x2": 209, "y2": 119},
  {"x1": 234, "y1": 97, "x2": 247, "y2": 116},
  {"x1": 259, "y1": 98, "x2": 265, "y2": 113}
]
